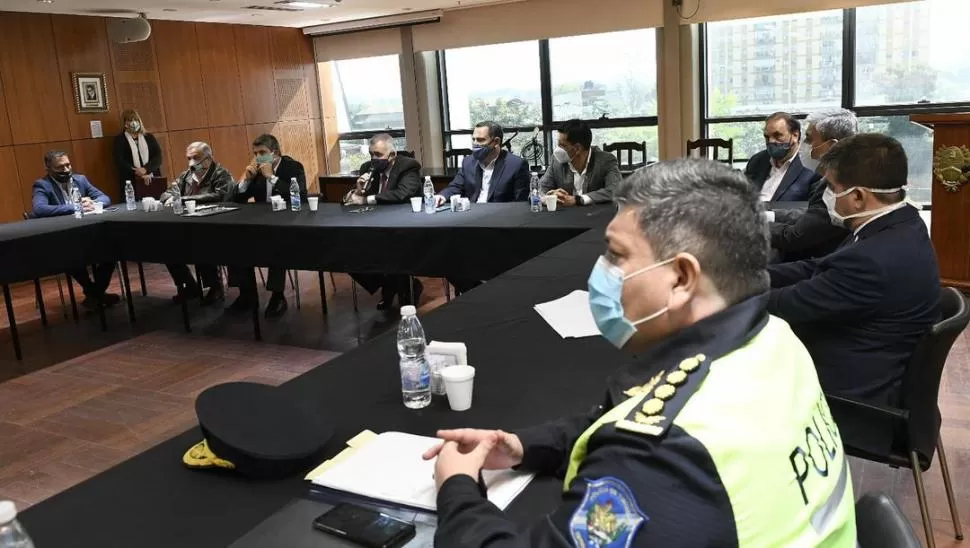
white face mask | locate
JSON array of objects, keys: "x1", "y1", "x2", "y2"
[
  {"x1": 799, "y1": 139, "x2": 834, "y2": 173},
  {"x1": 553, "y1": 147, "x2": 572, "y2": 164},
  {"x1": 822, "y1": 185, "x2": 911, "y2": 227}
]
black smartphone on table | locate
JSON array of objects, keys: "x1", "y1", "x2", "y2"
[{"x1": 313, "y1": 503, "x2": 416, "y2": 548}]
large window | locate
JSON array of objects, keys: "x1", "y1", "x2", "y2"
[
  {"x1": 439, "y1": 30, "x2": 659, "y2": 167},
  {"x1": 701, "y1": 2, "x2": 970, "y2": 205},
  {"x1": 328, "y1": 55, "x2": 406, "y2": 173}
]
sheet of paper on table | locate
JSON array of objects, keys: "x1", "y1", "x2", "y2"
[
  {"x1": 534, "y1": 289, "x2": 601, "y2": 339},
  {"x1": 306, "y1": 431, "x2": 534, "y2": 513}
]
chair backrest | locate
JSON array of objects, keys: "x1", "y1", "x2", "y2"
[
  {"x1": 444, "y1": 148, "x2": 472, "y2": 170},
  {"x1": 687, "y1": 138, "x2": 734, "y2": 165},
  {"x1": 855, "y1": 492, "x2": 922, "y2": 548},
  {"x1": 901, "y1": 286, "x2": 969, "y2": 466},
  {"x1": 398, "y1": 150, "x2": 415, "y2": 158},
  {"x1": 602, "y1": 141, "x2": 647, "y2": 171}
]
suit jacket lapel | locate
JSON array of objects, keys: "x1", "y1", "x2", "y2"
[
  {"x1": 385, "y1": 158, "x2": 402, "y2": 192},
  {"x1": 771, "y1": 156, "x2": 802, "y2": 200}
]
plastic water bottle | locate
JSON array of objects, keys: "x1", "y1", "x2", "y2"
[
  {"x1": 70, "y1": 182, "x2": 82, "y2": 219},
  {"x1": 290, "y1": 177, "x2": 301, "y2": 212},
  {"x1": 171, "y1": 184, "x2": 184, "y2": 215},
  {"x1": 529, "y1": 173, "x2": 541, "y2": 212},
  {"x1": 423, "y1": 176, "x2": 435, "y2": 214},
  {"x1": 124, "y1": 180, "x2": 136, "y2": 211},
  {"x1": 397, "y1": 305, "x2": 431, "y2": 409},
  {"x1": 0, "y1": 501, "x2": 36, "y2": 548}
]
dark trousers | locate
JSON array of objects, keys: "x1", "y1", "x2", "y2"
[
  {"x1": 227, "y1": 266, "x2": 286, "y2": 294},
  {"x1": 446, "y1": 277, "x2": 481, "y2": 295},
  {"x1": 68, "y1": 263, "x2": 116, "y2": 298},
  {"x1": 166, "y1": 264, "x2": 221, "y2": 290},
  {"x1": 351, "y1": 273, "x2": 418, "y2": 299}
]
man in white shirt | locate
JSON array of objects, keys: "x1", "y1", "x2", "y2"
[
  {"x1": 744, "y1": 112, "x2": 817, "y2": 202},
  {"x1": 539, "y1": 119, "x2": 622, "y2": 206},
  {"x1": 436, "y1": 121, "x2": 530, "y2": 206}
]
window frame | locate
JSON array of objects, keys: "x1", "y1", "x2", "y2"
[
  {"x1": 438, "y1": 33, "x2": 659, "y2": 168},
  {"x1": 699, "y1": 7, "x2": 970, "y2": 208}
]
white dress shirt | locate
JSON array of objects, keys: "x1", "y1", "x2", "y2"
[
  {"x1": 759, "y1": 155, "x2": 794, "y2": 201},
  {"x1": 477, "y1": 158, "x2": 496, "y2": 203},
  {"x1": 569, "y1": 149, "x2": 593, "y2": 205}
]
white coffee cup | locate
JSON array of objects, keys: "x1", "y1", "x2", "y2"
[
  {"x1": 441, "y1": 365, "x2": 475, "y2": 412},
  {"x1": 544, "y1": 195, "x2": 558, "y2": 212},
  {"x1": 142, "y1": 198, "x2": 154, "y2": 212},
  {"x1": 185, "y1": 200, "x2": 196, "y2": 214},
  {"x1": 93, "y1": 201, "x2": 104, "y2": 214},
  {"x1": 410, "y1": 196, "x2": 423, "y2": 213},
  {"x1": 308, "y1": 196, "x2": 319, "y2": 211}
]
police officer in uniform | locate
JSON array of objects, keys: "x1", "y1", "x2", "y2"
[{"x1": 424, "y1": 159, "x2": 856, "y2": 547}]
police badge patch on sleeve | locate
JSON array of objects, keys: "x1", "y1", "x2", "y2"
[{"x1": 569, "y1": 477, "x2": 647, "y2": 547}]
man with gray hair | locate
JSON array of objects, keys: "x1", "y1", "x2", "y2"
[
  {"x1": 424, "y1": 159, "x2": 855, "y2": 546},
  {"x1": 159, "y1": 141, "x2": 234, "y2": 305},
  {"x1": 766, "y1": 108, "x2": 859, "y2": 261}
]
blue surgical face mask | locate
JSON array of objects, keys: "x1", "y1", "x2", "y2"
[
  {"x1": 471, "y1": 142, "x2": 493, "y2": 163},
  {"x1": 256, "y1": 153, "x2": 275, "y2": 165},
  {"x1": 766, "y1": 141, "x2": 793, "y2": 160},
  {"x1": 588, "y1": 255, "x2": 675, "y2": 349}
]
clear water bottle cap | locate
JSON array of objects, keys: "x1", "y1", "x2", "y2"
[
  {"x1": 0, "y1": 500, "x2": 17, "y2": 523},
  {"x1": 400, "y1": 305, "x2": 416, "y2": 316}
]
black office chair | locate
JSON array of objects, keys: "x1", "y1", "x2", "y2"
[
  {"x1": 827, "y1": 286, "x2": 967, "y2": 548},
  {"x1": 444, "y1": 148, "x2": 472, "y2": 170},
  {"x1": 856, "y1": 492, "x2": 922, "y2": 548}
]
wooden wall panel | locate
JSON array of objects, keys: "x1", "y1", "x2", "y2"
[
  {"x1": 72, "y1": 138, "x2": 119, "y2": 202},
  {"x1": 275, "y1": 120, "x2": 318, "y2": 182},
  {"x1": 317, "y1": 61, "x2": 340, "y2": 174},
  {"x1": 0, "y1": 79, "x2": 13, "y2": 146},
  {"x1": 271, "y1": 27, "x2": 313, "y2": 123},
  {"x1": 152, "y1": 132, "x2": 172, "y2": 181},
  {"x1": 209, "y1": 125, "x2": 250, "y2": 178},
  {"x1": 0, "y1": 14, "x2": 71, "y2": 144},
  {"x1": 13, "y1": 141, "x2": 73, "y2": 213},
  {"x1": 196, "y1": 23, "x2": 245, "y2": 128},
  {"x1": 109, "y1": 33, "x2": 166, "y2": 133},
  {"x1": 153, "y1": 21, "x2": 208, "y2": 132},
  {"x1": 165, "y1": 128, "x2": 212, "y2": 181},
  {"x1": 0, "y1": 147, "x2": 25, "y2": 221},
  {"x1": 246, "y1": 124, "x2": 278, "y2": 147},
  {"x1": 235, "y1": 26, "x2": 280, "y2": 124},
  {"x1": 51, "y1": 15, "x2": 122, "y2": 141}
]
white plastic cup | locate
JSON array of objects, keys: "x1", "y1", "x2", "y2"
[
  {"x1": 93, "y1": 201, "x2": 104, "y2": 214},
  {"x1": 450, "y1": 194, "x2": 460, "y2": 212},
  {"x1": 142, "y1": 198, "x2": 153, "y2": 212},
  {"x1": 544, "y1": 195, "x2": 558, "y2": 212},
  {"x1": 410, "y1": 196, "x2": 422, "y2": 213},
  {"x1": 441, "y1": 365, "x2": 475, "y2": 412},
  {"x1": 308, "y1": 196, "x2": 319, "y2": 211},
  {"x1": 185, "y1": 200, "x2": 196, "y2": 214}
]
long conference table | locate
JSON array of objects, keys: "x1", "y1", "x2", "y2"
[{"x1": 6, "y1": 199, "x2": 804, "y2": 546}]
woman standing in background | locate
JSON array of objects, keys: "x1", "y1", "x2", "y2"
[{"x1": 113, "y1": 109, "x2": 162, "y2": 196}]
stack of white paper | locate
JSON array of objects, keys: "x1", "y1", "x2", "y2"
[
  {"x1": 534, "y1": 290, "x2": 601, "y2": 339},
  {"x1": 308, "y1": 432, "x2": 534, "y2": 512}
]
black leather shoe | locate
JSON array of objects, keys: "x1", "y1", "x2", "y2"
[
  {"x1": 228, "y1": 293, "x2": 256, "y2": 313},
  {"x1": 264, "y1": 293, "x2": 288, "y2": 319},
  {"x1": 172, "y1": 285, "x2": 202, "y2": 305},
  {"x1": 101, "y1": 293, "x2": 122, "y2": 307},
  {"x1": 201, "y1": 286, "x2": 225, "y2": 306}
]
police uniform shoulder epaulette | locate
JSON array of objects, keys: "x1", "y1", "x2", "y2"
[{"x1": 615, "y1": 353, "x2": 709, "y2": 438}]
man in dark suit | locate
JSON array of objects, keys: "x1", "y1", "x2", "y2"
[
  {"x1": 226, "y1": 134, "x2": 308, "y2": 319},
  {"x1": 766, "y1": 108, "x2": 859, "y2": 262},
  {"x1": 435, "y1": 121, "x2": 530, "y2": 205},
  {"x1": 344, "y1": 133, "x2": 424, "y2": 309},
  {"x1": 31, "y1": 150, "x2": 120, "y2": 309},
  {"x1": 744, "y1": 112, "x2": 818, "y2": 202},
  {"x1": 539, "y1": 119, "x2": 621, "y2": 206},
  {"x1": 767, "y1": 134, "x2": 939, "y2": 455}
]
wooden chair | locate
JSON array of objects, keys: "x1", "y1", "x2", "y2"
[
  {"x1": 686, "y1": 138, "x2": 734, "y2": 165},
  {"x1": 602, "y1": 141, "x2": 648, "y2": 171},
  {"x1": 444, "y1": 148, "x2": 473, "y2": 170}
]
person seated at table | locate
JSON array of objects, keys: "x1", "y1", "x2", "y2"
[
  {"x1": 766, "y1": 108, "x2": 857, "y2": 262},
  {"x1": 434, "y1": 121, "x2": 530, "y2": 206},
  {"x1": 225, "y1": 134, "x2": 307, "y2": 319},
  {"x1": 159, "y1": 141, "x2": 233, "y2": 306},
  {"x1": 113, "y1": 109, "x2": 163, "y2": 197},
  {"x1": 767, "y1": 134, "x2": 938, "y2": 454},
  {"x1": 424, "y1": 159, "x2": 855, "y2": 547},
  {"x1": 539, "y1": 119, "x2": 621, "y2": 206},
  {"x1": 344, "y1": 133, "x2": 424, "y2": 309},
  {"x1": 32, "y1": 150, "x2": 120, "y2": 309},
  {"x1": 745, "y1": 111, "x2": 818, "y2": 202},
  {"x1": 435, "y1": 121, "x2": 530, "y2": 294}
]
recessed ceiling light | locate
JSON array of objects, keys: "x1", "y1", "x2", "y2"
[
  {"x1": 36, "y1": 0, "x2": 54, "y2": 4},
  {"x1": 402, "y1": 7, "x2": 412, "y2": 10},
  {"x1": 162, "y1": 7, "x2": 177, "y2": 11},
  {"x1": 277, "y1": 1, "x2": 331, "y2": 8}
]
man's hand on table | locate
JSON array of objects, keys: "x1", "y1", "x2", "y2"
[
  {"x1": 434, "y1": 195, "x2": 446, "y2": 207},
  {"x1": 549, "y1": 189, "x2": 576, "y2": 207},
  {"x1": 423, "y1": 429, "x2": 524, "y2": 490},
  {"x1": 80, "y1": 197, "x2": 95, "y2": 212}
]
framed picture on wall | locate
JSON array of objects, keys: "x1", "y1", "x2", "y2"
[{"x1": 72, "y1": 73, "x2": 109, "y2": 113}]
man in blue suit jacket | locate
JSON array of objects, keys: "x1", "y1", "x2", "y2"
[
  {"x1": 436, "y1": 121, "x2": 530, "y2": 205},
  {"x1": 744, "y1": 112, "x2": 819, "y2": 202},
  {"x1": 767, "y1": 134, "x2": 939, "y2": 455},
  {"x1": 31, "y1": 150, "x2": 120, "y2": 308}
]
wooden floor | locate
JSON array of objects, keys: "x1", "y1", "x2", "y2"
[{"x1": 0, "y1": 263, "x2": 968, "y2": 546}]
